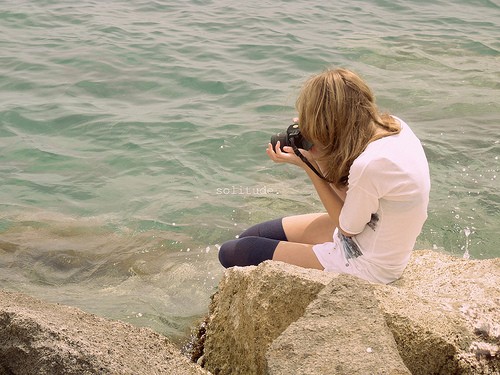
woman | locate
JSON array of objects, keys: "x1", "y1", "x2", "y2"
[{"x1": 218, "y1": 68, "x2": 430, "y2": 284}]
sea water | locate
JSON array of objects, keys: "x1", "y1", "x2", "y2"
[{"x1": 0, "y1": 0, "x2": 498, "y2": 343}]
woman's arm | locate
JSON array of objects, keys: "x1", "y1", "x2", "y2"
[
  {"x1": 302, "y1": 162, "x2": 345, "y2": 230},
  {"x1": 315, "y1": 160, "x2": 348, "y2": 202},
  {"x1": 266, "y1": 142, "x2": 350, "y2": 234}
]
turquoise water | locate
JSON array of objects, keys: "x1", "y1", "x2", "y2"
[{"x1": 0, "y1": 0, "x2": 498, "y2": 343}]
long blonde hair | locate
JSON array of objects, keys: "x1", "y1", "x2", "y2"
[{"x1": 296, "y1": 68, "x2": 400, "y2": 186}]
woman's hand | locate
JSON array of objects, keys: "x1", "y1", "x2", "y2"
[
  {"x1": 267, "y1": 116, "x2": 320, "y2": 169},
  {"x1": 266, "y1": 141, "x2": 317, "y2": 169}
]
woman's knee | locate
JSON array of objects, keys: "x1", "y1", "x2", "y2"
[
  {"x1": 218, "y1": 239, "x2": 238, "y2": 268},
  {"x1": 218, "y1": 236, "x2": 279, "y2": 268},
  {"x1": 239, "y1": 218, "x2": 287, "y2": 241}
]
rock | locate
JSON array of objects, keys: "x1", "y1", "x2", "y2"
[
  {"x1": 267, "y1": 274, "x2": 411, "y2": 375},
  {"x1": 0, "y1": 290, "x2": 210, "y2": 375},
  {"x1": 198, "y1": 250, "x2": 499, "y2": 375},
  {"x1": 200, "y1": 261, "x2": 337, "y2": 375},
  {"x1": 374, "y1": 285, "x2": 474, "y2": 374},
  {"x1": 388, "y1": 250, "x2": 500, "y2": 374}
]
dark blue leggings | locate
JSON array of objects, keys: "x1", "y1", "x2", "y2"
[{"x1": 218, "y1": 218, "x2": 287, "y2": 268}]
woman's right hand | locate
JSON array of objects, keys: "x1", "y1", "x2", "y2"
[{"x1": 266, "y1": 141, "x2": 318, "y2": 170}]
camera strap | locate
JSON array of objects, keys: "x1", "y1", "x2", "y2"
[{"x1": 290, "y1": 139, "x2": 334, "y2": 183}]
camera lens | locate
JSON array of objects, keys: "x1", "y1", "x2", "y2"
[{"x1": 270, "y1": 131, "x2": 288, "y2": 152}]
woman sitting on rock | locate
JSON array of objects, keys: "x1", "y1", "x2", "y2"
[{"x1": 218, "y1": 68, "x2": 430, "y2": 284}]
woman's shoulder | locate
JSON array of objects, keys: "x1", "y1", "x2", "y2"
[
  {"x1": 351, "y1": 120, "x2": 415, "y2": 173},
  {"x1": 351, "y1": 148, "x2": 397, "y2": 179},
  {"x1": 351, "y1": 116, "x2": 428, "y2": 182}
]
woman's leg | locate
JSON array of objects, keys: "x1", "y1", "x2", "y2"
[
  {"x1": 268, "y1": 213, "x2": 334, "y2": 269},
  {"x1": 218, "y1": 236, "x2": 279, "y2": 268},
  {"x1": 239, "y1": 213, "x2": 335, "y2": 243},
  {"x1": 218, "y1": 237, "x2": 324, "y2": 270},
  {"x1": 218, "y1": 212, "x2": 334, "y2": 269},
  {"x1": 239, "y1": 218, "x2": 287, "y2": 241},
  {"x1": 282, "y1": 213, "x2": 335, "y2": 244},
  {"x1": 272, "y1": 241, "x2": 324, "y2": 270}
]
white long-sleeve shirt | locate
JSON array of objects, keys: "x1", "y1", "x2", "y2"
[{"x1": 313, "y1": 117, "x2": 430, "y2": 283}]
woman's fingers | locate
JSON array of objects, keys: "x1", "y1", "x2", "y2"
[
  {"x1": 266, "y1": 142, "x2": 282, "y2": 162},
  {"x1": 267, "y1": 141, "x2": 285, "y2": 162},
  {"x1": 267, "y1": 141, "x2": 302, "y2": 166}
]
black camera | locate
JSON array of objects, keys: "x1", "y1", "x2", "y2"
[{"x1": 270, "y1": 123, "x2": 313, "y2": 152}]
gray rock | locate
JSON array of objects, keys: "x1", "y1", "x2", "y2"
[
  {"x1": 374, "y1": 285, "x2": 474, "y2": 374},
  {"x1": 200, "y1": 261, "x2": 337, "y2": 375},
  {"x1": 267, "y1": 274, "x2": 411, "y2": 375},
  {"x1": 387, "y1": 250, "x2": 500, "y2": 374},
  {"x1": 199, "y1": 250, "x2": 500, "y2": 375},
  {"x1": 0, "y1": 290, "x2": 210, "y2": 375}
]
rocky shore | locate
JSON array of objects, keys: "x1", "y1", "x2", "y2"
[{"x1": 1, "y1": 249, "x2": 499, "y2": 374}]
